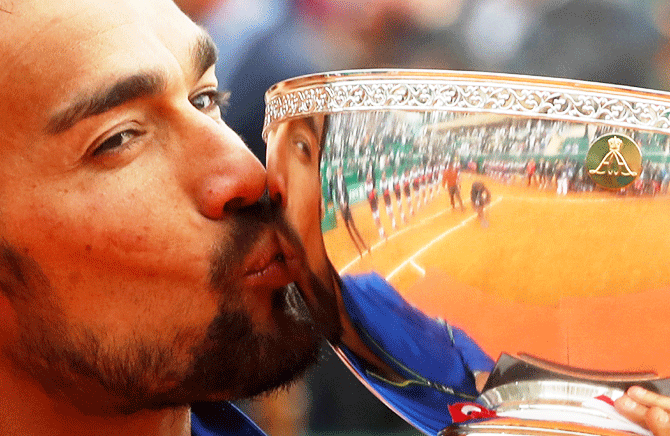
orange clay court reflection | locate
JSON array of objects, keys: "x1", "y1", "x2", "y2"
[{"x1": 319, "y1": 110, "x2": 670, "y2": 377}]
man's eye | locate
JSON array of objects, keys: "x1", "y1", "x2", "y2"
[
  {"x1": 93, "y1": 129, "x2": 140, "y2": 156},
  {"x1": 190, "y1": 90, "x2": 229, "y2": 113},
  {"x1": 296, "y1": 140, "x2": 312, "y2": 159}
]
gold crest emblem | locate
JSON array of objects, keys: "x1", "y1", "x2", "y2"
[{"x1": 586, "y1": 133, "x2": 641, "y2": 189}]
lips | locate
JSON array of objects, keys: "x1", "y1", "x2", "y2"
[
  {"x1": 242, "y1": 230, "x2": 298, "y2": 290},
  {"x1": 240, "y1": 228, "x2": 315, "y2": 324}
]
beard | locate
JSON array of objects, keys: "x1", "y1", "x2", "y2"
[{"x1": 1, "y1": 197, "x2": 342, "y2": 415}]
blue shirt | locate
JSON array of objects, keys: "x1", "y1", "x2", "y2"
[
  {"x1": 339, "y1": 273, "x2": 494, "y2": 435},
  {"x1": 191, "y1": 402, "x2": 265, "y2": 436}
]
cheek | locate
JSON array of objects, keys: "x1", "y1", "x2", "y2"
[
  {"x1": 0, "y1": 170, "x2": 209, "y2": 282},
  {"x1": 1, "y1": 189, "x2": 220, "y2": 336},
  {"x1": 286, "y1": 167, "x2": 327, "y2": 271},
  {"x1": 286, "y1": 166, "x2": 321, "y2": 239},
  {"x1": 12, "y1": 189, "x2": 151, "y2": 255}
]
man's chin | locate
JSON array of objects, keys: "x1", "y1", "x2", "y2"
[
  {"x1": 112, "y1": 322, "x2": 323, "y2": 413},
  {"x1": 118, "y1": 281, "x2": 328, "y2": 411}
]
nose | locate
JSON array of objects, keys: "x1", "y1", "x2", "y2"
[
  {"x1": 266, "y1": 128, "x2": 288, "y2": 209},
  {"x1": 188, "y1": 120, "x2": 267, "y2": 219}
]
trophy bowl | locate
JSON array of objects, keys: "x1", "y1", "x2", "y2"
[{"x1": 263, "y1": 69, "x2": 670, "y2": 436}]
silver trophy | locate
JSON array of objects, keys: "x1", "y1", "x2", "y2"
[{"x1": 263, "y1": 70, "x2": 670, "y2": 436}]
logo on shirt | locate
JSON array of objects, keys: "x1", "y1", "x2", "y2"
[{"x1": 448, "y1": 402, "x2": 497, "y2": 423}]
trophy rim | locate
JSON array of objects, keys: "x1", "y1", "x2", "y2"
[
  {"x1": 478, "y1": 380, "x2": 624, "y2": 410},
  {"x1": 262, "y1": 68, "x2": 670, "y2": 139}
]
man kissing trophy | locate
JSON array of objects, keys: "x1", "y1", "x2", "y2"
[{"x1": 263, "y1": 69, "x2": 670, "y2": 436}]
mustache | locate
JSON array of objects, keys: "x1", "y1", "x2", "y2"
[
  {"x1": 209, "y1": 192, "x2": 343, "y2": 343},
  {"x1": 209, "y1": 192, "x2": 281, "y2": 291}
]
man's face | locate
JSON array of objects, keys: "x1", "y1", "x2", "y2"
[
  {"x1": 0, "y1": 0, "x2": 322, "y2": 413},
  {"x1": 267, "y1": 118, "x2": 327, "y2": 280},
  {"x1": 266, "y1": 117, "x2": 342, "y2": 343}
]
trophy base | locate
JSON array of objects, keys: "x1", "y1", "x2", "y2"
[
  {"x1": 440, "y1": 416, "x2": 645, "y2": 436},
  {"x1": 439, "y1": 354, "x2": 670, "y2": 436}
]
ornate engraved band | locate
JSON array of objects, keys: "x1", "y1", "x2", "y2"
[{"x1": 263, "y1": 70, "x2": 670, "y2": 139}]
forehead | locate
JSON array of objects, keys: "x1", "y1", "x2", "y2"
[{"x1": 0, "y1": 0, "x2": 199, "y2": 141}]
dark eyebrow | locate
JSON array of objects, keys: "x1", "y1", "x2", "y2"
[
  {"x1": 45, "y1": 31, "x2": 218, "y2": 135},
  {"x1": 302, "y1": 116, "x2": 329, "y2": 147},
  {"x1": 45, "y1": 72, "x2": 167, "y2": 135},
  {"x1": 303, "y1": 116, "x2": 318, "y2": 137},
  {"x1": 192, "y1": 30, "x2": 218, "y2": 79}
]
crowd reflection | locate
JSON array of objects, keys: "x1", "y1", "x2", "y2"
[{"x1": 323, "y1": 111, "x2": 670, "y2": 244}]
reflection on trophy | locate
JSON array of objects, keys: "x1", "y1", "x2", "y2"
[
  {"x1": 589, "y1": 136, "x2": 638, "y2": 177},
  {"x1": 586, "y1": 134, "x2": 643, "y2": 190},
  {"x1": 263, "y1": 70, "x2": 670, "y2": 436}
]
